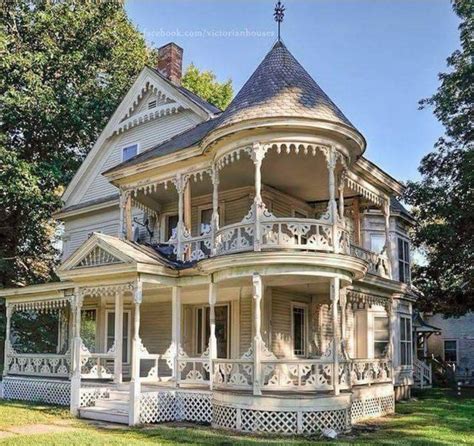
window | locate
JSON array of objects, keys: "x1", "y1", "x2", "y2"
[
  {"x1": 122, "y1": 144, "x2": 138, "y2": 162},
  {"x1": 400, "y1": 316, "x2": 412, "y2": 366},
  {"x1": 292, "y1": 303, "x2": 308, "y2": 357},
  {"x1": 165, "y1": 214, "x2": 179, "y2": 241},
  {"x1": 106, "y1": 311, "x2": 130, "y2": 363},
  {"x1": 199, "y1": 208, "x2": 213, "y2": 235},
  {"x1": 370, "y1": 234, "x2": 385, "y2": 254},
  {"x1": 398, "y1": 238, "x2": 410, "y2": 283},
  {"x1": 374, "y1": 316, "x2": 389, "y2": 358},
  {"x1": 195, "y1": 304, "x2": 230, "y2": 358},
  {"x1": 444, "y1": 340, "x2": 457, "y2": 363}
]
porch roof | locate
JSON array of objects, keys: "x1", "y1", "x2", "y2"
[{"x1": 412, "y1": 311, "x2": 441, "y2": 333}]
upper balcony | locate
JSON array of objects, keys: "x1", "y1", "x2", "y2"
[{"x1": 114, "y1": 138, "x2": 394, "y2": 281}]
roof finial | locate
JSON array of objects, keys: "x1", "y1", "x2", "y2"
[{"x1": 274, "y1": 1, "x2": 285, "y2": 41}]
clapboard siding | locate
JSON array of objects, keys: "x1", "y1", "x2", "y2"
[
  {"x1": 80, "y1": 111, "x2": 201, "y2": 204},
  {"x1": 271, "y1": 288, "x2": 311, "y2": 358},
  {"x1": 62, "y1": 207, "x2": 120, "y2": 260},
  {"x1": 239, "y1": 293, "x2": 252, "y2": 356}
]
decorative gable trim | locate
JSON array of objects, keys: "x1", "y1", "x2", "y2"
[{"x1": 73, "y1": 246, "x2": 123, "y2": 269}]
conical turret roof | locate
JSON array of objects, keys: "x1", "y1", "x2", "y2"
[{"x1": 214, "y1": 40, "x2": 357, "y2": 132}]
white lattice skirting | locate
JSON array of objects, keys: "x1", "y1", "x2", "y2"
[
  {"x1": 140, "y1": 391, "x2": 212, "y2": 424},
  {"x1": 351, "y1": 395, "x2": 395, "y2": 423},
  {"x1": 213, "y1": 403, "x2": 349, "y2": 435},
  {"x1": 3, "y1": 377, "x2": 70, "y2": 406}
]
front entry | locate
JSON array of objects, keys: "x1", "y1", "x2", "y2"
[{"x1": 195, "y1": 304, "x2": 230, "y2": 358}]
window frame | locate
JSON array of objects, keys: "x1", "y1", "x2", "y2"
[
  {"x1": 197, "y1": 206, "x2": 214, "y2": 236},
  {"x1": 161, "y1": 212, "x2": 179, "y2": 242},
  {"x1": 194, "y1": 303, "x2": 230, "y2": 358},
  {"x1": 443, "y1": 339, "x2": 458, "y2": 364},
  {"x1": 398, "y1": 237, "x2": 411, "y2": 284},
  {"x1": 373, "y1": 315, "x2": 390, "y2": 359},
  {"x1": 291, "y1": 302, "x2": 309, "y2": 358},
  {"x1": 399, "y1": 316, "x2": 412, "y2": 367},
  {"x1": 121, "y1": 143, "x2": 139, "y2": 162},
  {"x1": 104, "y1": 309, "x2": 132, "y2": 364},
  {"x1": 370, "y1": 233, "x2": 386, "y2": 254}
]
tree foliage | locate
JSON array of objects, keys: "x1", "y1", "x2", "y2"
[
  {"x1": 182, "y1": 63, "x2": 233, "y2": 110},
  {"x1": 0, "y1": 0, "x2": 153, "y2": 287},
  {"x1": 404, "y1": 0, "x2": 473, "y2": 317}
]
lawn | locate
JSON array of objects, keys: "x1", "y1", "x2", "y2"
[{"x1": 0, "y1": 389, "x2": 472, "y2": 445}]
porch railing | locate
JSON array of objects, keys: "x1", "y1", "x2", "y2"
[
  {"x1": 80, "y1": 352, "x2": 115, "y2": 379},
  {"x1": 5, "y1": 352, "x2": 71, "y2": 378},
  {"x1": 164, "y1": 211, "x2": 389, "y2": 279},
  {"x1": 213, "y1": 358, "x2": 254, "y2": 390},
  {"x1": 413, "y1": 358, "x2": 432, "y2": 389}
]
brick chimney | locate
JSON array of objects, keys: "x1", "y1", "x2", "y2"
[{"x1": 157, "y1": 42, "x2": 183, "y2": 85}]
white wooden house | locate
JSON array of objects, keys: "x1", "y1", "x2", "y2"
[{"x1": 0, "y1": 41, "x2": 416, "y2": 435}]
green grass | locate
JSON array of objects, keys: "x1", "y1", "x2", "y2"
[{"x1": 0, "y1": 389, "x2": 472, "y2": 445}]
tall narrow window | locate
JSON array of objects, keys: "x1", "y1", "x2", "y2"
[
  {"x1": 371, "y1": 234, "x2": 385, "y2": 254},
  {"x1": 398, "y1": 238, "x2": 410, "y2": 283},
  {"x1": 400, "y1": 316, "x2": 412, "y2": 366},
  {"x1": 122, "y1": 144, "x2": 138, "y2": 162},
  {"x1": 80, "y1": 309, "x2": 97, "y2": 353},
  {"x1": 444, "y1": 340, "x2": 457, "y2": 363},
  {"x1": 200, "y1": 208, "x2": 213, "y2": 235},
  {"x1": 374, "y1": 316, "x2": 389, "y2": 358},
  {"x1": 106, "y1": 311, "x2": 130, "y2": 363},
  {"x1": 166, "y1": 214, "x2": 179, "y2": 241},
  {"x1": 292, "y1": 304, "x2": 307, "y2": 357}
]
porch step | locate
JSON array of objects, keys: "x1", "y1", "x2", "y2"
[
  {"x1": 108, "y1": 390, "x2": 130, "y2": 401},
  {"x1": 95, "y1": 398, "x2": 129, "y2": 411},
  {"x1": 79, "y1": 406, "x2": 128, "y2": 424}
]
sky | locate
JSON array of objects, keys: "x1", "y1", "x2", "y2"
[{"x1": 125, "y1": 0, "x2": 460, "y2": 182}]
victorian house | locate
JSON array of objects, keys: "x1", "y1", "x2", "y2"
[{"x1": 0, "y1": 39, "x2": 415, "y2": 435}]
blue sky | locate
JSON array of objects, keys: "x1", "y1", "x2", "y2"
[{"x1": 125, "y1": 0, "x2": 460, "y2": 182}]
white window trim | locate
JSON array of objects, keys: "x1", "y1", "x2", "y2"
[
  {"x1": 370, "y1": 233, "x2": 385, "y2": 254},
  {"x1": 291, "y1": 302, "x2": 309, "y2": 358},
  {"x1": 194, "y1": 303, "x2": 231, "y2": 358},
  {"x1": 398, "y1": 237, "x2": 411, "y2": 283},
  {"x1": 443, "y1": 338, "x2": 458, "y2": 364},
  {"x1": 373, "y1": 313, "x2": 390, "y2": 359},
  {"x1": 105, "y1": 309, "x2": 132, "y2": 364},
  {"x1": 197, "y1": 205, "x2": 214, "y2": 236},
  {"x1": 121, "y1": 143, "x2": 140, "y2": 162},
  {"x1": 160, "y1": 212, "x2": 179, "y2": 242},
  {"x1": 399, "y1": 316, "x2": 412, "y2": 367}
]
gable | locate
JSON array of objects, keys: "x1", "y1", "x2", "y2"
[
  {"x1": 73, "y1": 246, "x2": 124, "y2": 269},
  {"x1": 62, "y1": 67, "x2": 213, "y2": 208}
]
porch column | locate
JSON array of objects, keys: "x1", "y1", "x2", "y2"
[
  {"x1": 252, "y1": 273, "x2": 263, "y2": 396},
  {"x1": 119, "y1": 189, "x2": 125, "y2": 239},
  {"x1": 114, "y1": 291, "x2": 124, "y2": 384},
  {"x1": 184, "y1": 181, "x2": 192, "y2": 233},
  {"x1": 338, "y1": 172, "x2": 345, "y2": 222},
  {"x1": 330, "y1": 277, "x2": 340, "y2": 395},
  {"x1": 211, "y1": 164, "x2": 220, "y2": 255},
  {"x1": 175, "y1": 174, "x2": 186, "y2": 261},
  {"x1": 124, "y1": 191, "x2": 133, "y2": 241},
  {"x1": 340, "y1": 288, "x2": 347, "y2": 351},
  {"x1": 3, "y1": 303, "x2": 12, "y2": 376},
  {"x1": 171, "y1": 286, "x2": 182, "y2": 386},
  {"x1": 251, "y1": 143, "x2": 266, "y2": 251},
  {"x1": 208, "y1": 280, "x2": 218, "y2": 389},
  {"x1": 70, "y1": 289, "x2": 83, "y2": 416},
  {"x1": 382, "y1": 200, "x2": 393, "y2": 278},
  {"x1": 129, "y1": 281, "x2": 142, "y2": 426},
  {"x1": 327, "y1": 148, "x2": 339, "y2": 253}
]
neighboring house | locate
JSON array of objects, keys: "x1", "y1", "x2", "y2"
[
  {"x1": 425, "y1": 313, "x2": 474, "y2": 385},
  {"x1": 0, "y1": 40, "x2": 416, "y2": 435}
]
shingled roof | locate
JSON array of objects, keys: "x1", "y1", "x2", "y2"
[{"x1": 213, "y1": 40, "x2": 357, "y2": 132}]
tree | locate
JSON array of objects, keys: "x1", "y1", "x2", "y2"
[
  {"x1": 182, "y1": 63, "x2": 233, "y2": 110},
  {"x1": 0, "y1": 0, "x2": 153, "y2": 287},
  {"x1": 404, "y1": 0, "x2": 473, "y2": 317}
]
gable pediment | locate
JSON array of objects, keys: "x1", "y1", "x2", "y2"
[{"x1": 73, "y1": 246, "x2": 124, "y2": 269}]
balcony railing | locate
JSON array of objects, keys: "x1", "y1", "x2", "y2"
[
  {"x1": 5, "y1": 351, "x2": 71, "y2": 378},
  {"x1": 161, "y1": 211, "x2": 390, "y2": 278}
]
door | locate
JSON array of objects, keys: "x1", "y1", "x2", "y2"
[
  {"x1": 196, "y1": 304, "x2": 230, "y2": 358},
  {"x1": 106, "y1": 311, "x2": 131, "y2": 363}
]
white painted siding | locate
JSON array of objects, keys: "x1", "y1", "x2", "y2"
[{"x1": 80, "y1": 111, "x2": 201, "y2": 204}]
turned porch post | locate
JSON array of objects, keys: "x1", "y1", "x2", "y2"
[
  {"x1": 175, "y1": 174, "x2": 186, "y2": 261},
  {"x1": 327, "y1": 148, "x2": 339, "y2": 253},
  {"x1": 114, "y1": 291, "x2": 124, "y2": 384},
  {"x1": 129, "y1": 281, "x2": 142, "y2": 425},
  {"x1": 383, "y1": 200, "x2": 393, "y2": 278},
  {"x1": 208, "y1": 280, "x2": 218, "y2": 389},
  {"x1": 252, "y1": 273, "x2": 263, "y2": 395},
  {"x1": 211, "y1": 165, "x2": 220, "y2": 255},
  {"x1": 251, "y1": 143, "x2": 266, "y2": 252},
  {"x1": 330, "y1": 277, "x2": 340, "y2": 395},
  {"x1": 3, "y1": 303, "x2": 12, "y2": 376},
  {"x1": 124, "y1": 191, "x2": 133, "y2": 241},
  {"x1": 70, "y1": 288, "x2": 83, "y2": 415},
  {"x1": 171, "y1": 286, "x2": 182, "y2": 386}
]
